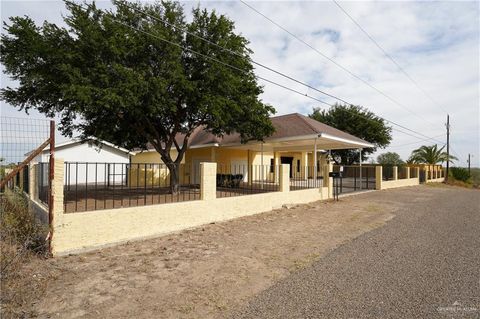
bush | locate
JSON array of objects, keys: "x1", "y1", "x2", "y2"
[
  {"x1": 1, "y1": 188, "x2": 50, "y2": 317},
  {"x1": 449, "y1": 167, "x2": 471, "y2": 183}
]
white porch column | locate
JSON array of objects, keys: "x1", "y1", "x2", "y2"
[
  {"x1": 313, "y1": 139, "x2": 318, "y2": 180},
  {"x1": 274, "y1": 151, "x2": 280, "y2": 183},
  {"x1": 301, "y1": 151, "x2": 308, "y2": 180}
]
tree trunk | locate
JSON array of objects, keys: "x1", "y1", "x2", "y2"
[{"x1": 168, "y1": 163, "x2": 180, "y2": 195}]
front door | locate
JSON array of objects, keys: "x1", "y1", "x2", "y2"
[{"x1": 280, "y1": 156, "x2": 294, "y2": 178}]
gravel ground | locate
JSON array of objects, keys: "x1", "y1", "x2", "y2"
[{"x1": 232, "y1": 185, "x2": 480, "y2": 319}]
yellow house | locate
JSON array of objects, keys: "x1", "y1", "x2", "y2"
[{"x1": 130, "y1": 113, "x2": 373, "y2": 187}]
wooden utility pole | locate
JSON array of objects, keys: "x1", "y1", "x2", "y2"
[{"x1": 446, "y1": 114, "x2": 450, "y2": 182}]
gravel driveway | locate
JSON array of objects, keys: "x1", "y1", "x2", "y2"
[{"x1": 232, "y1": 185, "x2": 480, "y2": 319}]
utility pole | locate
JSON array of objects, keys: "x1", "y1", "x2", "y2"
[
  {"x1": 446, "y1": 114, "x2": 450, "y2": 182},
  {"x1": 467, "y1": 153, "x2": 471, "y2": 175}
]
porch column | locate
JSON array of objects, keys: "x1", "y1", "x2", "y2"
[
  {"x1": 247, "y1": 150, "x2": 253, "y2": 186},
  {"x1": 301, "y1": 151, "x2": 308, "y2": 180},
  {"x1": 274, "y1": 151, "x2": 280, "y2": 183},
  {"x1": 313, "y1": 139, "x2": 318, "y2": 180}
]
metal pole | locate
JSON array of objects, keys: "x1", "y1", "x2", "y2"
[
  {"x1": 468, "y1": 154, "x2": 471, "y2": 176},
  {"x1": 446, "y1": 114, "x2": 450, "y2": 182},
  {"x1": 261, "y1": 143, "x2": 264, "y2": 189},
  {"x1": 359, "y1": 148, "x2": 362, "y2": 190},
  {"x1": 48, "y1": 120, "x2": 55, "y2": 254}
]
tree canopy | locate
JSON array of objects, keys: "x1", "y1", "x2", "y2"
[
  {"x1": 1, "y1": 0, "x2": 276, "y2": 190},
  {"x1": 377, "y1": 152, "x2": 404, "y2": 166},
  {"x1": 408, "y1": 144, "x2": 457, "y2": 165},
  {"x1": 309, "y1": 104, "x2": 392, "y2": 164}
]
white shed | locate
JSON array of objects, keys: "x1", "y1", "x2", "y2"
[{"x1": 33, "y1": 138, "x2": 134, "y2": 186}]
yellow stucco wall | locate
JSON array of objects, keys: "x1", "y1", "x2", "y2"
[
  {"x1": 132, "y1": 150, "x2": 184, "y2": 164},
  {"x1": 51, "y1": 186, "x2": 329, "y2": 256}
]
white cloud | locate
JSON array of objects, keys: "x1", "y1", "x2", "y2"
[{"x1": 1, "y1": 0, "x2": 478, "y2": 165}]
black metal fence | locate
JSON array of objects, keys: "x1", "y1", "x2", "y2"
[
  {"x1": 333, "y1": 165, "x2": 376, "y2": 193},
  {"x1": 216, "y1": 164, "x2": 280, "y2": 198},
  {"x1": 290, "y1": 165, "x2": 324, "y2": 190},
  {"x1": 37, "y1": 162, "x2": 50, "y2": 206},
  {"x1": 63, "y1": 162, "x2": 198, "y2": 213}
]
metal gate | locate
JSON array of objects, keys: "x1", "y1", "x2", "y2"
[{"x1": 332, "y1": 165, "x2": 376, "y2": 195}]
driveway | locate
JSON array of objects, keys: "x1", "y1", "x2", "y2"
[{"x1": 233, "y1": 185, "x2": 480, "y2": 318}]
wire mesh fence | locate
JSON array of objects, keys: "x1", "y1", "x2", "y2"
[
  {"x1": 216, "y1": 164, "x2": 280, "y2": 198},
  {"x1": 63, "y1": 162, "x2": 199, "y2": 213},
  {"x1": 0, "y1": 116, "x2": 51, "y2": 165}
]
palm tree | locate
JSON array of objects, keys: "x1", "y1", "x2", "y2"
[{"x1": 409, "y1": 144, "x2": 457, "y2": 164}]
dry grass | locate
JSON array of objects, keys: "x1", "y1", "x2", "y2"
[{"x1": 0, "y1": 189, "x2": 52, "y2": 318}]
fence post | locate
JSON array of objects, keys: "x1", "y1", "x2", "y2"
[
  {"x1": 393, "y1": 166, "x2": 398, "y2": 180},
  {"x1": 200, "y1": 162, "x2": 217, "y2": 201},
  {"x1": 323, "y1": 163, "x2": 333, "y2": 198},
  {"x1": 375, "y1": 166, "x2": 383, "y2": 190},
  {"x1": 49, "y1": 158, "x2": 64, "y2": 256},
  {"x1": 406, "y1": 167, "x2": 410, "y2": 179},
  {"x1": 29, "y1": 163, "x2": 37, "y2": 200},
  {"x1": 279, "y1": 164, "x2": 290, "y2": 193}
]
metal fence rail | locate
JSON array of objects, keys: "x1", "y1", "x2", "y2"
[
  {"x1": 63, "y1": 162, "x2": 198, "y2": 213},
  {"x1": 290, "y1": 165, "x2": 323, "y2": 190},
  {"x1": 216, "y1": 164, "x2": 280, "y2": 198},
  {"x1": 37, "y1": 162, "x2": 50, "y2": 206}
]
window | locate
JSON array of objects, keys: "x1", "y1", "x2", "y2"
[
  {"x1": 297, "y1": 159, "x2": 300, "y2": 173},
  {"x1": 270, "y1": 159, "x2": 274, "y2": 173}
]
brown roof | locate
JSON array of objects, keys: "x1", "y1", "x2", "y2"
[
  {"x1": 267, "y1": 113, "x2": 369, "y2": 144},
  {"x1": 137, "y1": 113, "x2": 371, "y2": 151}
]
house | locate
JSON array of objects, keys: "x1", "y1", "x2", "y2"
[
  {"x1": 131, "y1": 113, "x2": 373, "y2": 185},
  {"x1": 32, "y1": 137, "x2": 134, "y2": 186}
]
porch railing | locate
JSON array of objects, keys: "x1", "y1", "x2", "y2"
[
  {"x1": 216, "y1": 164, "x2": 280, "y2": 198},
  {"x1": 290, "y1": 165, "x2": 324, "y2": 190}
]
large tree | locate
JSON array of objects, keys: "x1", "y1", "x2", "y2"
[
  {"x1": 310, "y1": 104, "x2": 392, "y2": 164},
  {"x1": 377, "y1": 152, "x2": 404, "y2": 165},
  {"x1": 1, "y1": 0, "x2": 275, "y2": 192},
  {"x1": 408, "y1": 144, "x2": 457, "y2": 165}
]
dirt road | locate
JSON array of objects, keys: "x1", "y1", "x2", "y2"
[
  {"x1": 29, "y1": 185, "x2": 477, "y2": 318},
  {"x1": 233, "y1": 185, "x2": 480, "y2": 318}
]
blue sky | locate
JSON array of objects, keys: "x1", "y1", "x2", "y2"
[{"x1": 1, "y1": 0, "x2": 479, "y2": 166}]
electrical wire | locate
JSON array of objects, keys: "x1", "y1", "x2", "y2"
[
  {"x1": 332, "y1": 0, "x2": 450, "y2": 115},
  {"x1": 239, "y1": 0, "x2": 442, "y2": 129},
  {"x1": 75, "y1": 3, "x2": 445, "y2": 146}
]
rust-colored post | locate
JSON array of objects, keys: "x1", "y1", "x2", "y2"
[{"x1": 48, "y1": 120, "x2": 55, "y2": 253}]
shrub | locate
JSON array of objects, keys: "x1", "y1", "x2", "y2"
[
  {"x1": 1, "y1": 188, "x2": 50, "y2": 317},
  {"x1": 449, "y1": 167, "x2": 471, "y2": 183}
]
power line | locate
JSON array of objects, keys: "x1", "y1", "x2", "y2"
[
  {"x1": 75, "y1": 3, "x2": 444, "y2": 145},
  {"x1": 239, "y1": 0, "x2": 441, "y2": 130},
  {"x1": 332, "y1": 0, "x2": 449, "y2": 114},
  {"x1": 388, "y1": 134, "x2": 445, "y2": 149},
  {"x1": 119, "y1": 2, "x2": 445, "y2": 144}
]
